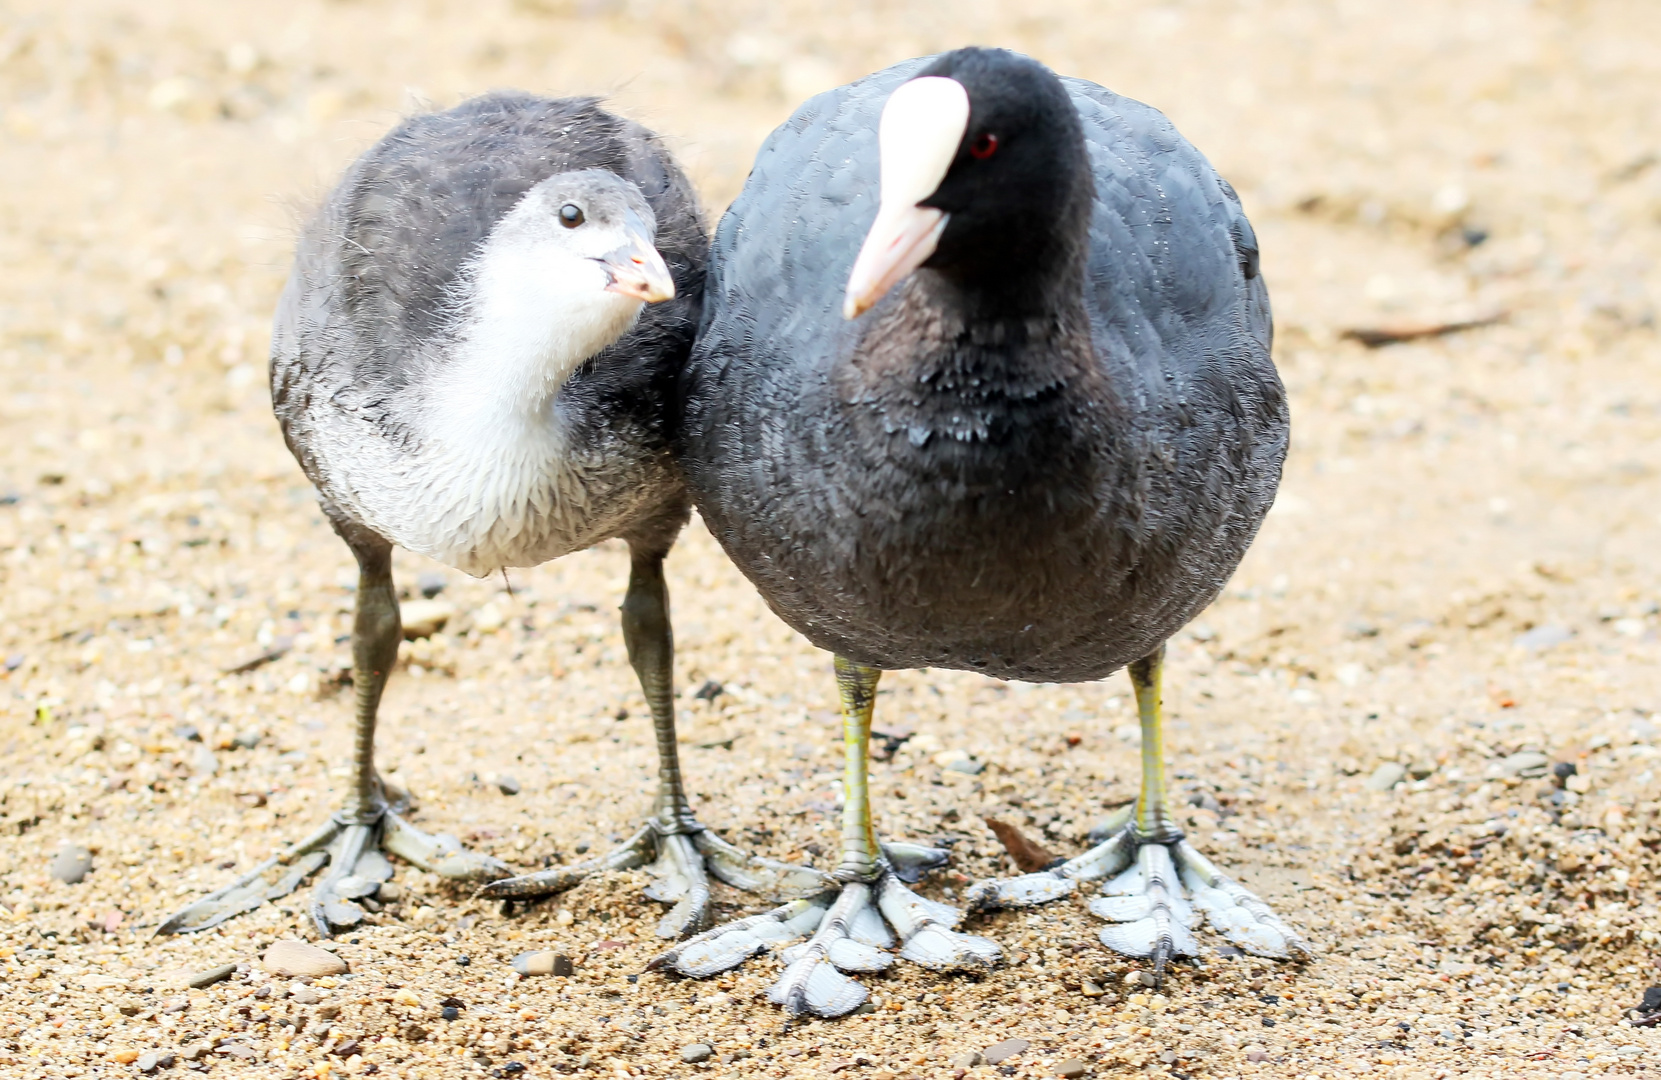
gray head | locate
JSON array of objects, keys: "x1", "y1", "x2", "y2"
[
  {"x1": 487, "y1": 168, "x2": 675, "y2": 303},
  {"x1": 451, "y1": 169, "x2": 676, "y2": 390}
]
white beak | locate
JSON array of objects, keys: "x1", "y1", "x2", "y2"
[{"x1": 843, "y1": 76, "x2": 970, "y2": 319}]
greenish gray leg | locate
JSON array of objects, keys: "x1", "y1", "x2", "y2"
[
  {"x1": 158, "y1": 522, "x2": 507, "y2": 938},
  {"x1": 964, "y1": 642, "x2": 1311, "y2": 964},
  {"x1": 646, "y1": 653, "x2": 998, "y2": 1013},
  {"x1": 480, "y1": 541, "x2": 833, "y2": 926},
  {"x1": 343, "y1": 540, "x2": 400, "y2": 824},
  {"x1": 621, "y1": 547, "x2": 695, "y2": 833},
  {"x1": 1130, "y1": 644, "x2": 1181, "y2": 844},
  {"x1": 832, "y1": 656, "x2": 883, "y2": 882}
]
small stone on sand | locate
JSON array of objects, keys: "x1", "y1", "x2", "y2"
[
  {"x1": 50, "y1": 844, "x2": 92, "y2": 883},
  {"x1": 331, "y1": 874, "x2": 378, "y2": 899},
  {"x1": 511, "y1": 950, "x2": 574, "y2": 976},
  {"x1": 262, "y1": 939, "x2": 347, "y2": 978},
  {"x1": 1366, "y1": 762, "x2": 1407, "y2": 791},
  {"x1": 1056, "y1": 1058, "x2": 1088, "y2": 1078},
  {"x1": 984, "y1": 1038, "x2": 1029, "y2": 1065},
  {"x1": 1501, "y1": 751, "x2": 1550, "y2": 778},
  {"x1": 681, "y1": 1043, "x2": 713, "y2": 1063},
  {"x1": 190, "y1": 743, "x2": 219, "y2": 777},
  {"x1": 187, "y1": 963, "x2": 236, "y2": 989},
  {"x1": 400, "y1": 598, "x2": 455, "y2": 639}
]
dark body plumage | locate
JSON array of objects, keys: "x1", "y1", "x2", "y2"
[
  {"x1": 681, "y1": 57, "x2": 1285, "y2": 682},
  {"x1": 273, "y1": 92, "x2": 706, "y2": 567}
]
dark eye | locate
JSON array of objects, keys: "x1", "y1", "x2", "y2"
[
  {"x1": 559, "y1": 204, "x2": 584, "y2": 228},
  {"x1": 969, "y1": 133, "x2": 999, "y2": 160}
]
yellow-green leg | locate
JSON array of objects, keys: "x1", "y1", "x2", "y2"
[
  {"x1": 966, "y1": 642, "x2": 1311, "y2": 971},
  {"x1": 1130, "y1": 646, "x2": 1181, "y2": 843},
  {"x1": 833, "y1": 657, "x2": 883, "y2": 881},
  {"x1": 649, "y1": 653, "x2": 1000, "y2": 1018}
]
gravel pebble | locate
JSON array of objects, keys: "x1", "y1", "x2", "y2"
[
  {"x1": 186, "y1": 963, "x2": 236, "y2": 989},
  {"x1": 510, "y1": 950, "x2": 574, "y2": 976},
  {"x1": 680, "y1": 1043, "x2": 713, "y2": 1063},
  {"x1": 1365, "y1": 762, "x2": 1407, "y2": 791},
  {"x1": 1515, "y1": 624, "x2": 1573, "y2": 651},
  {"x1": 400, "y1": 598, "x2": 456, "y2": 639},
  {"x1": 1501, "y1": 751, "x2": 1551, "y2": 778},
  {"x1": 261, "y1": 940, "x2": 348, "y2": 978},
  {"x1": 950, "y1": 1051, "x2": 984, "y2": 1068},
  {"x1": 49, "y1": 844, "x2": 92, "y2": 884},
  {"x1": 983, "y1": 1038, "x2": 1029, "y2": 1065},
  {"x1": 189, "y1": 743, "x2": 219, "y2": 777},
  {"x1": 1055, "y1": 1058, "x2": 1088, "y2": 1079}
]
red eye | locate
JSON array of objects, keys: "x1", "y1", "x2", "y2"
[{"x1": 969, "y1": 133, "x2": 999, "y2": 159}]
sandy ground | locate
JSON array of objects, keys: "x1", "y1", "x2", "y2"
[{"x1": 2, "y1": 0, "x2": 1661, "y2": 1077}]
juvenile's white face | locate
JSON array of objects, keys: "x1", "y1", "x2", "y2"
[
  {"x1": 451, "y1": 169, "x2": 676, "y2": 403},
  {"x1": 502, "y1": 176, "x2": 676, "y2": 306}
]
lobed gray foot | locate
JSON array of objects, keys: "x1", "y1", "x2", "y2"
[
  {"x1": 966, "y1": 812, "x2": 1311, "y2": 973},
  {"x1": 480, "y1": 821, "x2": 834, "y2": 939},
  {"x1": 650, "y1": 869, "x2": 1000, "y2": 1019},
  {"x1": 158, "y1": 807, "x2": 508, "y2": 936},
  {"x1": 1173, "y1": 839, "x2": 1312, "y2": 960},
  {"x1": 1091, "y1": 840, "x2": 1197, "y2": 969}
]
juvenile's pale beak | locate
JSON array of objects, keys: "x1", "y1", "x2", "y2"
[
  {"x1": 842, "y1": 75, "x2": 970, "y2": 320},
  {"x1": 600, "y1": 215, "x2": 675, "y2": 303}
]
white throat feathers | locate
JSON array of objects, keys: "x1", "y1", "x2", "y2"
[{"x1": 333, "y1": 172, "x2": 672, "y2": 575}]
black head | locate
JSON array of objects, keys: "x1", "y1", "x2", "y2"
[
  {"x1": 916, "y1": 49, "x2": 1092, "y2": 292},
  {"x1": 843, "y1": 49, "x2": 1094, "y2": 320}
]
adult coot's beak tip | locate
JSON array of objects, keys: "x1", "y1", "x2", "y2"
[
  {"x1": 602, "y1": 227, "x2": 676, "y2": 303},
  {"x1": 842, "y1": 204, "x2": 946, "y2": 320}
]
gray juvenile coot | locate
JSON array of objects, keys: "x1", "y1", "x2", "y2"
[
  {"x1": 659, "y1": 49, "x2": 1305, "y2": 1016},
  {"x1": 160, "y1": 92, "x2": 826, "y2": 940}
]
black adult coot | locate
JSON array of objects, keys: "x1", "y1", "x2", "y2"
[
  {"x1": 160, "y1": 92, "x2": 826, "y2": 939},
  {"x1": 657, "y1": 49, "x2": 1306, "y2": 1016}
]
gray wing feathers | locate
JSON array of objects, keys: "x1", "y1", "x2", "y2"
[{"x1": 273, "y1": 91, "x2": 705, "y2": 485}]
